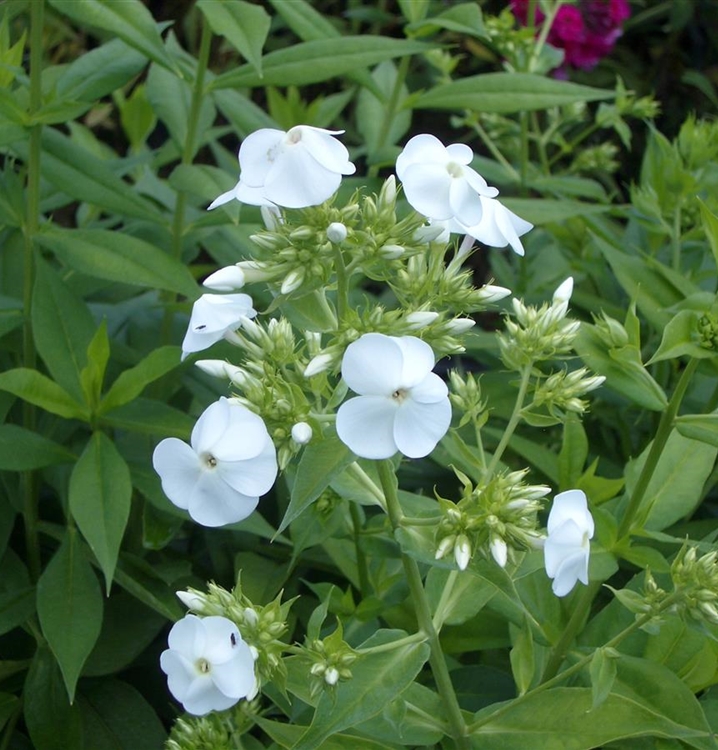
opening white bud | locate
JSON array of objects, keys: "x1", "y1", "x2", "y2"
[
  {"x1": 379, "y1": 243, "x2": 405, "y2": 259},
  {"x1": 203, "y1": 265, "x2": 246, "y2": 291},
  {"x1": 454, "y1": 535, "x2": 471, "y2": 571},
  {"x1": 176, "y1": 590, "x2": 204, "y2": 610},
  {"x1": 304, "y1": 353, "x2": 333, "y2": 378},
  {"x1": 291, "y1": 421, "x2": 313, "y2": 445},
  {"x1": 406, "y1": 311, "x2": 439, "y2": 329},
  {"x1": 490, "y1": 536, "x2": 508, "y2": 568},
  {"x1": 478, "y1": 284, "x2": 512, "y2": 303},
  {"x1": 324, "y1": 667, "x2": 340, "y2": 686},
  {"x1": 445, "y1": 318, "x2": 475, "y2": 334},
  {"x1": 553, "y1": 277, "x2": 574, "y2": 304},
  {"x1": 261, "y1": 205, "x2": 282, "y2": 230},
  {"x1": 281, "y1": 268, "x2": 305, "y2": 295},
  {"x1": 326, "y1": 222, "x2": 348, "y2": 244}
]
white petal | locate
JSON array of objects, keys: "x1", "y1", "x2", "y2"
[
  {"x1": 544, "y1": 519, "x2": 586, "y2": 578},
  {"x1": 191, "y1": 399, "x2": 230, "y2": 455},
  {"x1": 187, "y1": 472, "x2": 259, "y2": 527},
  {"x1": 463, "y1": 166, "x2": 499, "y2": 197},
  {"x1": 395, "y1": 336, "x2": 436, "y2": 389},
  {"x1": 200, "y1": 616, "x2": 241, "y2": 665},
  {"x1": 411, "y1": 372, "x2": 449, "y2": 404},
  {"x1": 181, "y1": 326, "x2": 226, "y2": 357},
  {"x1": 445, "y1": 142, "x2": 474, "y2": 165},
  {"x1": 234, "y1": 180, "x2": 277, "y2": 207},
  {"x1": 494, "y1": 202, "x2": 532, "y2": 256},
  {"x1": 449, "y1": 177, "x2": 484, "y2": 228},
  {"x1": 153, "y1": 438, "x2": 201, "y2": 511},
  {"x1": 166, "y1": 614, "x2": 206, "y2": 657},
  {"x1": 238, "y1": 128, "x2": 284, "y2": 185},
  {"x1": 207, "y1": 185, "x2": 239, "y2": 210},
  {"x1": 203, "y1": 266, "x2": 246, "y2": 291},
  {"x1": 549, "y1": 549, "x2": 588, "y2": 597},
  {"x1": 210, "y1": 403, "x2": 271, "y2": 462},
  {"x1": 160, "y1": 649, "x2": 196, "y2": 703},
  {"x1": 183, "y1": 675, "x2": 237, "y2": 715},
  {"x1": 393, "y1": 397, "x2": 451, "y2": 458},
  {"x1": 547, "y1": 490, "x2": 593, "y2": 536},
  {"x1": 336, "y1": 395, "x2": 399, "y2": 459},
  {"x1": 401, "y1": 162, "x2": 453, "y2": 220},
  {"x1": 264, "y1": 147, "x2": 341, "y2": 207},
  {"x1": 218, "y1": 439, "x2": 278, "y2": 497},
  {"x1": 293, "y1": 126, "x2": 355, "y2": 175},
  {"x1": 396, "y1": 134, "x2": 447, "y2": 179},
  {"x1": 212, "y1": 653, "x2": 256, "y2": 700},
  {"x1": 341, "y1": 334, "x2": 403, "y2": 396}
]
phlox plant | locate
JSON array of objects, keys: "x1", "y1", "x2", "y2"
[{"x1": 1, "y1": 1, "x2": 718, "y2": 750}]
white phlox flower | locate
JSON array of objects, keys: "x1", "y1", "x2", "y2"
[
  {"x1": 454, "y1": 197, "x2": 533, "y2": 257},
  {"x1": 181, "y1": 293, "x2": 256, "y2": 360},
  {"x1": 160, "y1": 614, "x2": 257, "y2": 716},
  {"x1": 335, "y1": 333, "x2": 452, "y2": 459},
  {"x1": 208, "y1": 126, "x2": 356, "y2": 210},
  {"x1": 544, "y1": 489, "x2": 595, "y2": 597},
  {"x1": 152, "y1": 397, "x2": 277, "y2": 527},
  {"x1": 396, "y1": 134, "x2": 498, "y2": 226}
]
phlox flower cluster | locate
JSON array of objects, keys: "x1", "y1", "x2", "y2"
[{"x1": 511, "y1": 0, "x2": 630, "y2": 72}]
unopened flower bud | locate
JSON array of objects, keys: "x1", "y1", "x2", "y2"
[
  {"x1": 553, "y1": 277, "x2": 574, "y2": 305},
  {"x1": 406, "y1": 311, "x2": 439, "y2": 329},
  {"x1": 454, "y1": 535, "x2": 471, "y2": 571},
  {"x1": 435, "y1": 535, "x2": 455, "y2": 561},
  {"x1": 176, "y1": 590, "x2": 204, "y2": 610},
  {"x1": 379, "y1": 175, "x2": 397, "y2": 207},
  {"x1": 261, "y1": 205, "x2": 282, "y2": 230},
  {"x1": 325, "y1": 667, "x2": 340, "y2": 686},
  {"x1": 304, "y1": 353, "x2": 333, "y2": 377},
  {"x1": 281, "y1": 268, "x2": 305, "y2": 295},
  {"x1": 379, "y1": 243, "x2": 405, "y2": 259},
  {"x1": 478, "y1": 284, "x2": 512, "y2": 304},
  {"x1": 413, "y1": 222, "x2": 449, "y2": 244},
  {"x1": 327, "y1": 222, "x2": 348, "y2": 244},
  {"x1": 445, "y1": 318, "x2": 475, "y2": 334},
  {"x1": 203, "y1": 265, "x2": 246, "y2": 291},
  {"x1": 490, "y1": 536, "x2": 508, "y2": 568},
  {"x1": 291, "y1": 422, "x2": 313, "y2": 445}
]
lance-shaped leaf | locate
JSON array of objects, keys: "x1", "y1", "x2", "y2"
[
  {"x1": 0, "y1": 425, "x2": 74, "y2": 470},
  {"x1": 36, "y1": 530, "x2": 103, "y2": 702},
  {"x1": 0, "y1": 368, "x2": 88, "y2": 420},
  {"x1": 70, "y1": 432, "x2": 132, "y2": 592}
]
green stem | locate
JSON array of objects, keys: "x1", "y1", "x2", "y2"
[
  {"x1": 22, "y1": 0, "x2": 45, "y2": 583},
  {"x1": 540, "y1": 579, "x2": 601, "y2": 682},
  {"x1": 519, "y1": 111, "x2": 529, "y2": 193},
  {"x1": 671, "y1": 205, "x2": 682, "y2": 272},
  {"x1": 432, "y1": 569, "x2": 459, "y2": 630},
  {"x1": 377, "y1": 461, "x2": 470, "y2": 749},
  {"x1": 617, "y1": 358, "x2": 698, "y2": 539},
  {"x1": 333, "y1": 244, "x2": 349, "y2": 324},
  {"x1": 350, "y1": 503, "x2": 370, "y2": 597},
  {"x1": 469, "y1": 118, "x2": 520, "y2": 182},
  {"x1": 359, "y1": 631, "x2": 427, "y2": 655},
  {"x1": 485, "y1": 364, "x2": 532, "y2": 479},
  {"x1": 343, "y1": 463, "x2": 386, "y2": 510},
  {"x1": 528, "y1": 0, "x2": 564, "y2": 71}
]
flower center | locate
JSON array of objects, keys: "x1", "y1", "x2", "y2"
[
  {"x1": 195, "y1": 657, "x2": 211, "y2": 674},
  {"x1": 286, "y1": 127, "x2": 303, "y2": 146},
  {"x1": 392, "y1": 388, "x2": 408, "y2": 403},
  {"x1": 446, "y1": 161, "x2": 463, "y2": 179},
  {"x1": 201, "y1": 452, "x2": 218, "y2": 470}
]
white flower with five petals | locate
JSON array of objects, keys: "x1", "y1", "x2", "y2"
[
  {"x1": 152, "y1": 397, "x2": 277, "y2": 527},
  {"x1": 336, "y1": 333, "x2": 451, "y2": 459},
  {"x1": 208, "y1": 126, "x2": 356, "y2": 210},
  {"x1": 544, "y1": 489, "x2": 595, "y2": 597},
  {"x1": 396, "y1": 134, "x2": 498, "y2": 226},
  {"x1": 160, "y1": 614, "x2": 257, "y2": 716},
  {"x1": 181, "y1": 293, "x2": 256, "y2": 360}
]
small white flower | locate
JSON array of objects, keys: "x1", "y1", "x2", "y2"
[
  {"x1": 181, "y1": 294, "x2": 256, "y2": 360},
  {"x1": 544, "y1": 489, "x2": 595, "y2": 597},
  {"x1": 203, "y1": 265, "x2": 246, "y2": 291},
  {"x1": 208, "y1": 126, "x2": 356, "y2": 210},
  {"x1": 396, "y1": 134, "x2": 498, "y2": 225},
  {"x1": 458, "y1": 197, "x2": 533, "y2": 257},
  {"x1": 152, "y1": 397, "x2": 277, "y2": 527},
  {"x1": 160, "y1": 614, "x2": 256, "y2": 716},
  {"x1": 291, "y1": 421, "x2": 313, "y2": 445},
  {"x1": 336, "y1": 333, "x2": 451, "y2": 459}
]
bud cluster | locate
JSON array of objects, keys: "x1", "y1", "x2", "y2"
[
  {"x1": 177, "y1": 580, "x2": 295, "y2": 690},
  {"x1": 166, "y1": 714, "x2": 236, "y2": 750},
  {"x1": 531, "y1": 367, "x2": 606, "y2": 418},
  {"x1": 498, "y1": 280, "x2": 580, "y2": 369},
  {"x1": 304, "y1": 622, "x2": 358, "y2": 700},
  {"x1": 671, "y1": 546, "x2": 718, "y2": 627},
  {"x1": 435, "y1": 468, "x2": 548, "y2": 570},
  {"x1": 698, "y1": 312, "x2": 718, "y2": 351}
]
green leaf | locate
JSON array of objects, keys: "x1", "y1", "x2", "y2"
[
  {"x1": 408, "y1": 3, "x2": 486, "y2": 38},
  {"x1": 36, "y1": 227, "x2": 198, "y2": 299},
  {"x1": 76, "y1": 679, "x2": 167, "y2": 750},
  {"x1": 12, "y1": 129, "x2": 162, "y2": 221},
  {"x1": 100, "y1": 346, "x2": 181, "y2": 414},
  {"x1": 197, "y1": 0, "x2": 270, "y2": 76},
  {"x1": 279, "y1": 433, "x2": 354, "y2": 535},
  {"x1": 46, "y1": 0, "x2": 175, "y2": 71},
  {"x1": 211, "y1": 37, "x2": 432, "y2": 89},
  {"x1": 509, "y1": 619, "x2": 535, "y2": 696},
  {"x1": 426, "y1": 566, "x2": 495, "y2": 627},
  {"x1": 23, "y1": 647, "x2": 83, "y2": 750},
  {"x1": 56, "y1": 38, "x2": 148, "y2": 102},
  {"x1": 398, "y1": 0, "x2": 430, "y2": 22},
  {"x1": 0, "y1": 295, "x2": 23, "y2": 338},
  {"x1": 648, "y1": 309, "x2": 716, "y2": 363},
  {"x1": 292, "y1": 630, "x2": 430, "y2": 750},
  {"x1": 559, "y1": 415, "x2": 588, "y2": 490},
  {"x1": 70, "y1": 433, "x2": 132, "y2": 592},
  {"x1": 0, "y1": 425, "x2": 75, "y2": 470},
  {"x1": 502, "y1": 198, "x2": 611, "y2": 225},
  {"x1": 114, "y1": 552, "x2": 182, "y2": 622},
  {"x1": 417, "y1": 73, "x2": 614, "y2": 114},
  {"x1": 146, "y1": 62, "x2": 216, "y2": 156},
  {"x1": 100, "y1": 397, "x2": 193, "y2": 438},
  {"x1": 0, "y1": 692, "x2": 19, "y2": 734},
  {"x1": 625, "y1": 429, "x2": 718, "y2": 531},
  {"x1": 699, "y1": 198, "x2": 718, "y2": 272},
  {"x1": 589, "y1": 648, "x2": 618, "y2": 710},
  {"x1": 80, "y1": 321, "x2": 111, "y2": 410},
  {"x1": 0, "y1": 586, "x2": 35, "y2": 635},
  {"x1": 573, "y1": 324, "x2": 668, "y2": 411},
  {"x1": 0, "y1": 368, "x2": 88, "y2": 420},
  {"x1": 676, "y1": 413, "x2": 718, "y2": 448},
  {"x1": 36, "y1": 529, "x2": 104, "y2": 702},
  {"x1": 32, "y1": 258, "x2": 96, "y2": 403}
]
